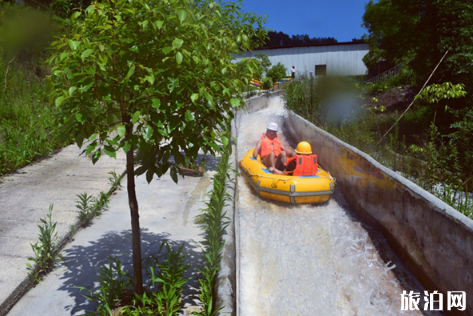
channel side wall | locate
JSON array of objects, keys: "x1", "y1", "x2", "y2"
[
  {"x1": 241, "y1": 92, "x2": 473, "y2": 314},
  {"x1": 215, "y1": 91, "x2": 281, "y2": 316},
  {"x1": 214, "y1": 138, "x2": 237, "y2": 316}
]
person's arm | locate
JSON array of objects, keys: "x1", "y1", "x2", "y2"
[
  {"x1": 280, "y1": 144, "x2": 295, "y2": 157},
  {"x1": 253, "y1": 140, "x2": 262, "y2": 159}
]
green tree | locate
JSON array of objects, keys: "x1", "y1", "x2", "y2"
[
  {"x1": 362, "y1": 0, "x2": 473, "y2": 167},
  {"x1": 49, "y1": 0, "x2": 94, "y2": 18},
  {"x1": 362, "y1": 0, "x2": 419, "y2": 69},
  {"x1": 266, "y1": 62, "x2": 286, "y2": 83},
  {"x1": 48, "y1": 0, "x2": 266, "y2": 295},
  {"x1": 255, "y1": 52, "x2": 271, "y2": 75},
  {"x1": 362, "y1": 0, "x2": 473, "y2": 96}
]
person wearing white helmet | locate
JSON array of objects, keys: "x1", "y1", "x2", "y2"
[{"x1": 253, "y1": 122, "x2": 295, "y2": 172}]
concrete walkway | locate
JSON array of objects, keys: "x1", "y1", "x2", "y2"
[
  {"x1": 0, "y1": 144, "x2": 126, "y2": 315},
  {"x1": 0, "y1": 144, "x2": 218, "y2": 315}
]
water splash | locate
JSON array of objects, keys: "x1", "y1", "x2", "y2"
[{"x1": 236, "y1": 96, "x2": 424, "y2": 316}]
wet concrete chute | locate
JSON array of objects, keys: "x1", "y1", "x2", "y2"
[{"x1": 235, "y1": 94, "x2": 432, "y2": 315}]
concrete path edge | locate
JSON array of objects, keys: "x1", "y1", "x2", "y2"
[{"x1": 0, "y1": 170, "x2": 126, "y2": 316}]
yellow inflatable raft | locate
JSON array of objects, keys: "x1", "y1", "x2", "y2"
[{"x1": 239, "y1": 148, "x2": 335, "y2": 204}]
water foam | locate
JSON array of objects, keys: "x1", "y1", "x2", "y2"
[{"x1": 236, "y1": 96, "x2": 423, "y2": 315}]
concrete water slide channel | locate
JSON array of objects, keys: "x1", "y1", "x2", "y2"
[{"x1": 230, "y1": 92, "x2": 473, "y2": 315}]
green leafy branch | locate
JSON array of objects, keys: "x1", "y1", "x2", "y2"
[{"x1": 415, "y1": 82, "x2": 467, "y2": 123}]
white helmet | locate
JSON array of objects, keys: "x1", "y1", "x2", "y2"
[{"x1": 267, "y1": 122, "x2": 278, "y2": 131}]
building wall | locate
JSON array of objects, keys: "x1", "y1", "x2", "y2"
[{"x1": 234, "y1": 43, "x2": 369, "y2": 77}]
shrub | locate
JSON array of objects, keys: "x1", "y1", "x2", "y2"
[
  {"x1": 261, "y1": 77, "x2": 273, "y2": 90},
  {"x1": 266, "y1": 62, "x2": 287, "y2": 83}
]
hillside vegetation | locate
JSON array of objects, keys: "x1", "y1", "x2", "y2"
[
  {"x1": 283, "y1": 71, "x2": 473, "y2": 218},
  {"x1": 281, "y1": 0, "x2": 473, "y2": 218},
  {"x1": 0, "y1": 2, "x2": 75, "y2": 176},
  {"x1": 361, "y1": 0, "x2": 473, "y2": 165}
]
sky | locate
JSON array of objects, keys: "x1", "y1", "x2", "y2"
[{"x1": 235, "y1": 0, "x2": 370, "y2": 43}]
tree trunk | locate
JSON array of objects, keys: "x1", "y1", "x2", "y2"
[
  {"x1": 126, "y1": 140, "x2": 144, "y2": 296},
  {"x1": 120, "y1": 91, "x2": 143, "y2": 295}
]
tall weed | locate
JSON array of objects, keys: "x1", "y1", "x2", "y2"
[
  {"x1": 26, "y1": 204, "x2": 64, "y2": 283},
  {"x1": 77, "y1": 256, "x2": 132, "y2": 315},
  {"x1": 283, "y1": 75, "x2": 319, "y2": 123},
  {"x1": 81, "y1": 242, "x2": 191, "y2": 316},
  {"x1": 194, "y1": 132, "x2": 232, "y2": 316},
  {"x1": 127, "y1": 242, "x2": 191, "y2": 316},
  {"x1": 75, "y1": 192, "x2": 95, "y2": 226},
  {"x1": 75, "y1": 191, "x2": 111, "y2": 226}
]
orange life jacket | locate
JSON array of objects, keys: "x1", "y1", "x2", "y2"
[
  {"x1": 285, "y1": 154, "x2": 318, "y2": 176},
  {"x1": 260, "y1": 133, "x2": 282, "y2": 158}
]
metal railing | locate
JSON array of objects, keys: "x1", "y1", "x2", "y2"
[{"x1": 362, "y1": 63, "x2": 405, "y2": 85}]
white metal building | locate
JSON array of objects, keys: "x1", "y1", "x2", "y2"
[{"x1": 234, "y1": 42, "x2": 369, "y2": 77}]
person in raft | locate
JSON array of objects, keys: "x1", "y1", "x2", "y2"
[
  {"x1": 253, "y1": 122, "x2": 295, "y2": 172},
  {"x1": 269, "y1": 141, "x2": 318, "y2": 176}
]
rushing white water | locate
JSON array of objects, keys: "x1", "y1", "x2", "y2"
[{"x1": 236, "y1": 96, "x2": 425, "y2": 316}]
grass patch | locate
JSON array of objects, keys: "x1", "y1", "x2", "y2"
[
  {"x1": 0, "y1": 57, "x2": 72, "y2": 176},
  {"x1": 363, "y1": 63, "x2": 415, "y2": 95}
]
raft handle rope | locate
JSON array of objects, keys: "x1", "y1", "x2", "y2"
[{"x1": 241, "y1": 160, "x2": 334, "y2": 182}]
